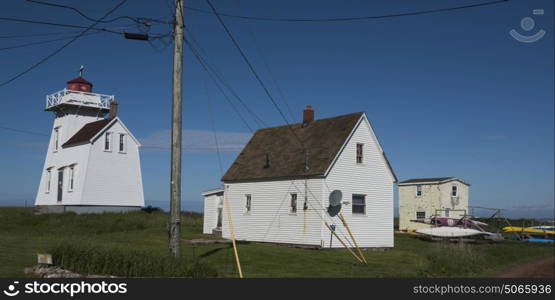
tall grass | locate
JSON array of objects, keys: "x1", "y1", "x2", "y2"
[
  {"x1": 50, "y1": 241, "x2": 217, "y2": 278},
  {"x1": 419, "y1": 242, "x2": 487, "y2": 277}
]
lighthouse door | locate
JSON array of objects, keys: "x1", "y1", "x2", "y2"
[{"x1": 57, "y1": 169, "x2": 64, "y2": 202}]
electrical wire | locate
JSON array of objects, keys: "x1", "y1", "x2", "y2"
[
  {"x1": 0, "y1": 125, "x2": 49, "y2": 137},
  {"x1": 188, "y1": 0, "x2": 508, "y2": 22},
  {"x1": 0, "y1": 0, "x2": 129, "y2": 88},
  {"x1": 204, "y1": 79, "x2": 224, "y2": 175},
  {"x1": 0, "y1": 17, "x2": 124, "y2": 35},
  {"x1": 205, "y1": 0, "x2": 305, "y2": 149},
  {"x1": 185, "y1": 36, "x2": 255, "y2": 132},
  {"x1": 25, "y1": 0, "x2": 173, "y2": 25},
  {"x1": 0, "y1": 30, "x2": 83, "y2": 39},
  {"x1": 185, "y1": 27, "x2": 267, "y2": 128},
  {"x1": 0, "y1": 30, "x2": 104, "y2": 51}
]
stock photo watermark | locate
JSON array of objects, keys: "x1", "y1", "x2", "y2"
[{"x1": 510, "y1": 9, "x2": 546, "y2": 43}]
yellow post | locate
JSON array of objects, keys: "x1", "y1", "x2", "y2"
[
  {"x1": 325, "y1": 222, "x2": 364, "y2": 264},
  {"x1": 339, "y1": 213, "x2": 367, "y2": 264},
  {"x1": 224, "y1": 187, "x2": 244, "y2": 278}
]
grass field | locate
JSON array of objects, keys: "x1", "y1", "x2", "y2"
[{"x1": 0, "y1": 207, "x2": 553, "y2": 278}]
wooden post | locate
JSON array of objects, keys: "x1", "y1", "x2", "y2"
[
  {"x1": 325, "y1": 222, "x2": 363, "y2": 264},
  {"x1": 169, "y1": 0, "x2": 184, "y2": 257},
  {"x1": 224, "y1": 185, "x2": 244, "y2": 278},
  {"x1": 339, "y1": 213, "x2": 367, "y2": 264}
]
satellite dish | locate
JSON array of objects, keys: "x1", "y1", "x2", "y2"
[{"x1": 327, "y1": 190, "x2": 343, "y2": 217}]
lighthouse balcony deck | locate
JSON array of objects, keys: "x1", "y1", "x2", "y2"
[{"x1": 46, "y1": 89, "x2": 114, "y2": 111}]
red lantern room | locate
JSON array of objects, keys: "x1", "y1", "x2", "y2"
[{"x1": 67, "y1": 76, "x2": 93, "y2": 92}]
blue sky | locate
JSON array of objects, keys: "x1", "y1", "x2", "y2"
[{"x1": 0, "y1": 0, "x2": 553, "y2": 218}]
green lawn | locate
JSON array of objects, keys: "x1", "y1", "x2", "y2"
[{"x1": 0, "y1": 207, "x2": 553, "y2": 277}]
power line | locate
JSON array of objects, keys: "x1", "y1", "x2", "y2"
[
  {"x1": 185, "y1": 36, "x2": 255, "y2": 132},
  {"x1": 0, "y1": 17, "x2": 170, "y2": 39},
  {"x1": 0, "y1": 30, "x2": 104, "y2": 51},
  {"x1": 0, "y1": 17, "x2": 124, "y2": 35},
  {"x1": 0, "y1": 0, "x2": 129, "y2": 88},
  {"x1": 0, "y1": 125, "x2": 49, "y2": 137},
  {"x1": 26, "y1": 0, "x2": 173, "y2": 25},
  {"x1": 205, "y1": 0, "x2": 305, "y2": 149},
  {"x1": 0, "y1": 30, "x2": 83, "y2": 39},
  {"x1": 188, "y1": 0, "x2": 508, "y2": 22},
  {"x1": 204, "y1": 80, "x2": 224, "y2": 176},
  {"x1": 185, "y1": 27, "x2": 267, "y2": 128}
]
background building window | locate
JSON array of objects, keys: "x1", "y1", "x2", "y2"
[
  {"x1": 416, "y1": 185, "x2": 422, "y2": 196},
  {"x1": 290, "y1": 193, "x2": 297, "y2": 213},
  {"x1": 416, "y1": 211, "x2": 426, "y2": 219},
  {"x1": 245, "y1": 194, "x2": 251, "y2": 213},
  {"x1": 356, "y1": 143, "x2": 363, "y2": 164},
  {"x1": 352, "y1": 194, "x2": 366, "y2": 214},
  {"x1": 451, "y1": 185, "x2": 458, "y2": 197}
]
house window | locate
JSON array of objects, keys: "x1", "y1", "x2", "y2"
[
  {"x1": 45, "y1": 168, "x2": 52, "y2": 193},
  {"x1": 356, "y1": 143, "x2": 363, "y2": 164},
  {"x1": 290, "y1": 193, "x2": 297, "y2": 213},
  {"x1": 104, "y1": 132, "x2": 112, "y2": 151},
  {"x1": 352, "y1": 194, "x2": 366, "y2": 214},
  {"x1": 451, "y1": 185, "x2": 458, "y2": 197},
  {"x1": 416, "y1": 211, "x2": 426, "y2": 219},
  {"x1": 416, "y1": 185, "x2": 422, "y2": 196},
  {"x1": 53, "y1": 127, "x2": 60, "y2": 152},
  {"x1": 118, "y1": 134, "x2": 126, "y2": 153},
  {"x1": 245, "y1": 194, "x2": 251, "y2": 213},
  {"x1": 68, "y1": 165, "x2": 75, "y2": 192}
]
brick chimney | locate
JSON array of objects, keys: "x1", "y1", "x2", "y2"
[
  {"x1": 109, "y1": 101, "x2": 119, "y2": 119},
  {"x1": 302, "y1": 105, "x2": 314, "y2": 127}
]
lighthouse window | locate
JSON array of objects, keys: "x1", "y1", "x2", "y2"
[
  {"x1": 53, "y1": 127, "x2": 60, "y2": 152},
  {"x1": 45, "y1": 168, "x2": 52, "y2": 193},
  {"x1": 68, "y1": 165, "x2": 75, "y2": 192},
  {"x1": 104, "y1": 132, "x2": 112, "y2": 151},
  {"x1": 119, "y1": 134, "x2": 126, "y2": 153}
]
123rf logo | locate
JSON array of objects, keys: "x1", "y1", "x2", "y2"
[
  {"x1": 3, "y1": 281, "x2": 127, "y2": 297},
  {"x1": 2, "y1": 281, "x2": 19, "y2": 297}
]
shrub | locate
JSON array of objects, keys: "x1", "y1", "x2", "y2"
[{"x1": 50, "y1": 242, "x2": 217, "y2": 278}]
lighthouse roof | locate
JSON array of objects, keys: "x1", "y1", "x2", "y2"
[
  {"x1": 62, "y1": 117, "x2": 140, "y2": 148},
  {"x1": 67, "y1": 76, "x2": 93, "y2": 86},
  {"x1": 62, "y1": 119, "x2": 111, "y2": 148}
]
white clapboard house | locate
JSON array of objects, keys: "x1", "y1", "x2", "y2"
[
  {"x1": 34, "y1": 73, "x2": 144, "y2": 213},
  {"x1": 204, "y1": 106, "x2": 397, "y2": 248}
]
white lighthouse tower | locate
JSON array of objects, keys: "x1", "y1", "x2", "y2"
[{"x1": 35, "y1": 69, "x2": 145, "y2": 213}]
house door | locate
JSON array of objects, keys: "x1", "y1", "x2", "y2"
[
  {"x1": 217, "y1": 208, "x2": 223, "y2": 228},
  {"x1": 57, "y1": 169, "x2": 64, "y2": 202}
]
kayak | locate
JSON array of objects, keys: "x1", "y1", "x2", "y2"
[{"x1": 503, "y1": 226, "x2": 555, "y2": 235}]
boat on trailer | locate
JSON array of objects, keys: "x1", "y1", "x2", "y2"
[{"x1": 415, "y1": 227, "x2": 493, "y2": 238}]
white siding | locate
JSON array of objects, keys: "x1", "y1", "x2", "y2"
[
  {"x1": 203, "y1": 193, "x2": 223, "y2": 234},
  {"x1": 80, "y1": 121, "x2": 144, "y2": 207},
  {"x1": 323, "y1": 116, "x2": 394, "y2": 248},
  {"x1": 222, "y1": 178, "x2": 324, "y2": 246},
  {"x1": 35, "y1": 109, "x2": 100, "y2": 206}
]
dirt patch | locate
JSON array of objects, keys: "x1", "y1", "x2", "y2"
[{"x1": 497, "y1": 257, "x2": 555, "y2": 278}]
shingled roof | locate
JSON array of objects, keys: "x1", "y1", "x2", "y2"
[
  {"x1": 398, "y1": 177, "x2": 469, "y2": 186},
  {"x1": 222, "y1": 112, "x2": 385, "y2": 182},
  {"x1": 62, "y1": 118, "x2": 111, "y2": 148}
]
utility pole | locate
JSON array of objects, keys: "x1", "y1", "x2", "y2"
[{"x1": 169, "y1": 0, "x2": 184, "y2": 257}]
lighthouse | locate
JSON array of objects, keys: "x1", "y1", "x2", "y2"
[{"x1": 35, "y1": 69, "x2": 144, "y2": 213}]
